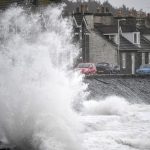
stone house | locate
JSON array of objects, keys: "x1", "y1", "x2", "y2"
[{"x1": 72, "y1": 5, "x2": 150, "y2": 74}]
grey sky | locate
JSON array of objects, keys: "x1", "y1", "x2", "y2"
[{"x1": 100, "y1": 0, "x2": 150, "y2": 13}]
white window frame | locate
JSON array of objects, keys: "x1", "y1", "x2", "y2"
[
  {"x1": 133, "y1": 33, "x2": 138, "y2": 44},
  {"x1": 131, "y1": 53, "x2": 135, "y2": 74},
  {"x1": 122, "y1": 53, "x2": 126, "y2": 69}
]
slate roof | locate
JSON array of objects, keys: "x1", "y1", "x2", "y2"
[
  {"x1": 73, "y1": 14, "x2": 84, "y2": 26},
  {"x1": 140, "y1": 35, "x2": 150, "y2": 51},
  {"x1": 73, "y1": 14, "x2": 90, "y2": 33},
  {"x1": 137, "y1": 26, "x2": 150, "y2": 34},
  {"x1": 94, "y1": 24, "x2": 117, "y2": 34},
  {"x1": 121, "y1": 25, "x2": 137, "y2": 32},
  {"x1": 94, "y1": 13, "x2": 113, "y2": 16},
  {"x1": 94, "y1": 27, "x2": 140, "y2": 51},
  {"x1": 94, "y1": 24, "x2": 138, "y2": 34},
  {"x1": 73, "y1": 14, "x2": 150, "y2": 52},
  {"x1": 119, "y1": 36, "x2": 140, "y2": 51}
]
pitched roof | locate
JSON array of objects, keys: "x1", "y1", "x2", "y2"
[
  {"x1": 119, "y1": 36, "x2": 140, "y2": 51},
  {"x1": 94, "y1": 24, "x2": 138, "y2": 34},
  {"x1": 140, "y1": 35, "x2": 150, "y2": 51},
  {"x1": 73, "y1": 13, "x2": 90, "y2": 27},
  {"x1": 94, "y1": 26, "x2": 140, "y2": 51},
  {"x1": 94, "y1": 24, "x2": 118, "y2": 34},
  {"x1": 137, "y1": 26, "x2": 150, "y2": 34},
  {"x1": 73, "y1": 14, "x2": 84, "y2": 26},
  {"x1": 121, "y1": 25, "x2": 137, "y2": 32},
  {"x1": 73, "y1": 13, "x2": 89, "y2": 33},
  {"x1": 94, "y1": 13, "x2": 113, "y2": 16}
]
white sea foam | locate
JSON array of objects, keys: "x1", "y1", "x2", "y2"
[
  {"x1": 82, "y1": 96, "x2": 130, "y2": 115},
  {"x1": 81, "y1": 98, "x2": 150, "y2": 150},
  {"x1": 0, "y1": 5, "x2": 87, "y2": 150}
]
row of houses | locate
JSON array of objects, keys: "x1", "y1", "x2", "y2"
[
  {"x1": 0, "y1": 1, "x2": 150, "y2": 75},
  {"x1": 72, "y1": 5, "x2": 150, "y2": 74}
]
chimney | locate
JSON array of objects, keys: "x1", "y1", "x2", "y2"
[
  {"x1": 137, "y1": 10, "x2": 146, "y2": 18},
  {"x1": 145, "y1": 15, "x2": 150, "y2": 28},
  {"x1": 96, "y1": 6, "x2": 100, "y2": 13},
  {"x1": 79, "y1": 4, "x2": 88, "y2": 13},
  {"x1": 147, "y1": 13, "x2": 150, "y2": 19},
  {"x1": 80, "y1": 4, "x2": 84, "y2": 13},
  {"x1": 115, "y1": 9, "x2": 124, "y2": 17},
  {"x1": 84, "y1": 4, "x2": 89, "y2": 13},
  {"x1": 101, "y1": 6, "x2": 105, "y2": 13},
  {"x1": 129, "y1": 11, "x2": 133, "y2": 17},
  {"x1": 105, "y1": 7, "x2": 110, "y2": 13},
  {"x1": 76, "y1": 7, "x2": 80, "y2": 13}
]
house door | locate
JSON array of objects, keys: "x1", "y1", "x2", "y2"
[{"x1": 131, "y1": 53, "x2": 135, "y2": 74}]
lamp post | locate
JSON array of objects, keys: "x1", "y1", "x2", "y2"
[{"x1": 117, "y1": 18, "x2": 126, "y2": 68}]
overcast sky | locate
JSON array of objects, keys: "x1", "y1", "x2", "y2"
[{"x1": 100, "y1": 0, "x2": 150, "y2": 13}]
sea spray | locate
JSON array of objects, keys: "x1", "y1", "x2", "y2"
[
  {"x1": 0, "y1": 5, "x2": 87, "y2": 150},
  {"x1": 82, "y1": 96, "x2": 129, "y2": 115}
]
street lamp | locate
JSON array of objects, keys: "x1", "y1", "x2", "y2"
[{"x1": 117, "y1": 18, "x2": 126, "y2": 68}]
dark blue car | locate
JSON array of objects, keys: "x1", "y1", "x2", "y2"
[{"x1": 136, "y1": 64, "x2": 150, "y2": 75}]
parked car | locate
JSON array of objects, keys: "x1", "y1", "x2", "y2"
[
  {"x1": 96, "y1": 62, "x2": 120, "y2": 74},
  {"x1": 112, "y1": 65, "x2": 120, "y2": 74},
  {"x1": 96, "y1": 62, "x2": 110, "y2": 74},
  {"x1": 136, "y1": 64, "x2": 150, "y2": 75},
  {"x1": 76, "y1": 63, "x2": 97, "y2": 75}
]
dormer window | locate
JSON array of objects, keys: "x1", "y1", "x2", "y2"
[{"x1": 134, "y1": 33, "x2": 138, "y2": 43}]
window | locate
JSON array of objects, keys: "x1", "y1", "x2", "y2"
[
  {"x1": 131, "y1": 53, "x2": 135, "y2": 74},
  {"x1": 109, "y1": 35, "x2": 115, "y2": 42},
  {"x1": 134, "y1": 33, "x2": 138, "y2": 43},
  {"x1": 122, "y1": 53, "x2": 126, "y2": 69},
  {"x1": 142, "y1": 53, "x2": 145, "y2": 64}
]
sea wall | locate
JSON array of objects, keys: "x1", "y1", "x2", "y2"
[{"x1": 85, "y1": 75, "x2": 150, "y2": 103}]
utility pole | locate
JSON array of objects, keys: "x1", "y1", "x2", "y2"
[{"x1": 117, "y1": 18, "x2": 126, "y2": 69}]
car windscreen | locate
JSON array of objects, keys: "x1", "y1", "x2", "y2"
[
  {"x1": 140, "y1": 64, "x2": 150, "y2": 69},
  {"x1": 97, "y1": 63, "x2": 109, "y2": 67},
  {"x1": 78, "y1": 63, "x2": 90, "y2": 68}
]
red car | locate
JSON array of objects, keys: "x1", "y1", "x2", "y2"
[{"x1": 76, "y1": 63, "x2": 97, "y2": 75}]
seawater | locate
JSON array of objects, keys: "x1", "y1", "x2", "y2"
[
  {"x1": 0, "y1": 4, "x2": 150, "y2": 150},
  {"x1": 82, "y1": 96, "x2": 150, "y2": 150}
]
